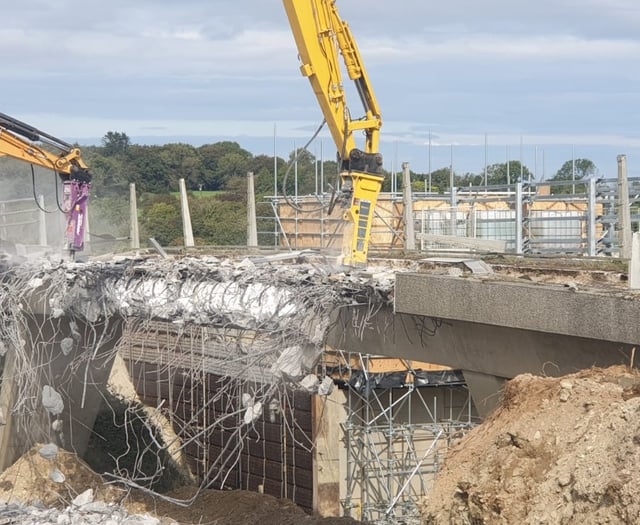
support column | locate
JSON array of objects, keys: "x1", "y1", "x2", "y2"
[
  {"x1": 0, "y1": 350, "x2": 18, "y2": 470},
  {"x1": 129, "y1": 183, "x2": 140, "y2": 250},
  {"x1": 179, "y1": 178, "x2": 195, "y2": 248},
  {"x1": 618, "y1": 154, "x2": 632, "y2": 259},
  {"x1": 402, "y1": 163, "x2": 415, "y2": 251},
  {"x1": 313, "y1": 388, "x2": 347, "y2": 517},
  {"x1": 247, "y1": 172, "x2": 258, "y2": 247},
  {"x1": 587, "y1": 177, "x2": 597, "y2": 256}
]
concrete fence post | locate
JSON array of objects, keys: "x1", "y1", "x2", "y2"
[
  {"x1": 178, "y1": 178, "x2": 195, "y2": 248},
  {"x1": 449, "y1": 187, "x2": 457, "y2": 237},
  {"x1": 402, "y1": 163, "x2": 415, "y2": 250},
  {"x1": 587, "y1": 177, "x2": 597, "y2": 257},
  {"x1": 617, "y1": 155, "x2": 632, "y2": 259},
  {"x1": 247, "y1": 172, "x2": 258, "y2": 247},
  {"x1": 515, "y1": 183, "x2": 524, "y2": 254},
  {"x1": 129, "y1": 183, "x2": 140, "y2": 250}
]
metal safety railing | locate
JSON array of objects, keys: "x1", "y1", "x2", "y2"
[
  {"x1": 0, "y1": 196, "x2": 49, "y2": 249},
  {"x1": 417, "y1": 178, "x2": 640, "y2": 256}
]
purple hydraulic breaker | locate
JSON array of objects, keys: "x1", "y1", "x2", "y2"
[{"x1": 63, "y1": 179, "x2": 91, "y2": 253}]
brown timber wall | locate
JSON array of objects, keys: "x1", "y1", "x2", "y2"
[{"x1": 121, "y1": 322, "x2": 316, "y2": 512}]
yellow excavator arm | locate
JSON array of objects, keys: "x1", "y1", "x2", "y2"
[
  {"x1": 0, "y1": 112, "x2": 90, "y2": 180},
  {"x1": 283, "y1": 0, "x2": 384, "y2": 266},
  {"x1": 0, "y1": 112, "x2": 92, "y2": 254}
]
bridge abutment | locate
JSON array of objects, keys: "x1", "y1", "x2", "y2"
[{"x1": 0, "y1": 309, "x2": 123, "y2": 469}]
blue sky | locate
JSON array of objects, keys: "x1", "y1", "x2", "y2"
[{"x1": 3, "y1": 0, "x2": 640, "y2": 179}]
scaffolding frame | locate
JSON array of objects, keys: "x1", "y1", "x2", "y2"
[{"x1": 320, "y1": 351, "x2": 477, "y2": 524}]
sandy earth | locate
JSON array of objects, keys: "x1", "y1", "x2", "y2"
[
  {"x1": 0, "y1": 446, "x2": 122, "y2": 508},
  {"x1": 0, "y1": 445, "x2": 363, "y2": 525},
  {"x1": 421, "y1": 365, "x2": 640, "y2": 524},
  {"x1": 128, "y1": 486, "x2": 364, "y2": 525},
  {"x1": 3, "y1": 366, "x2": 640, "y2": 524}
]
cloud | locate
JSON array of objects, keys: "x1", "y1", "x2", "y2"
[
  {"x1": 1, "y1": 0, "x2": 638, "y2": 178},
  {"x1": 358, "y1": 31, "x2": 640, "y2": 65}
]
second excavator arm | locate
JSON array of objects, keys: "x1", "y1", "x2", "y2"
[
  {"x1": 283, "y1": 0, "x2": 384, "y2": 266},
  {"x1": 0, "y1": 112, "x2": 92, "y2": 254}
]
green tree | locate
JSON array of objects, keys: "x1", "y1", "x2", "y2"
[
  {"x1": 457, "y1": 172, "x2": 484, "y2": 187},
  {"x1": 141, "y1": 199, "x2": 182, "y2": 246},
  {"x1": 552, "y1": 159, "x2": 598, "y2": 182},
  {"x1": 549, "y1": 158, "x2": 597, "y2": 194},
  {"x1": 190, "y1": 197, "x2": 246, "y2": 245},
  {"x1": 480, "y1": 161, "x2": 533, "y2": 185},
  {"x1": 219, "y1": 152, "x2": 251, "y2": 189},
  {"x1": 101, "y1": 132, "x2": 130, "y2": 156},
  {"x1": 83, "y1": 151, "x2": 128, "y2": 197},
  {"x1": 198, "y1": 142, "x2": 253, "y2": 190},
  {"x1": 428, "y1": 167, "x2": 455, "y2": 193},
  {"x1": 282, "y1": 149, "x2": 318, "y2": 195},
  {"x1": 127, "y1": 145, "x2": 172, "y2": 193},
  {"x1": 158, "y1": 143, "x2": 204, "y2": 191}
]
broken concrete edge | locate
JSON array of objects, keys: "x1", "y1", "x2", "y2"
[{"x1": 0, "y1": 253, "x2": 401, "y2": 466}]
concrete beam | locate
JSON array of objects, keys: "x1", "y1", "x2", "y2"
[
  {"x1": 329, "y1": 305, "x2": 634, "y2": 382},
  {"x1": 329, "y1": 287, "x2": 637, "y2": 417},
  {"x1": 394, "y1": 273, "x2": 640, "y2": 346}
]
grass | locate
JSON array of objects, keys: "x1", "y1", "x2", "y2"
[{"x1": 170, "y1": 190, "x2": 225, "y2": 198}]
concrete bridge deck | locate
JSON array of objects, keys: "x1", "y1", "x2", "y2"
[
  {"x1": 0, "y1": 252, "x2": 638, "y2": 466},
  {"x1": 331, "y1": 256, "x2": 639, "y2": 415}
]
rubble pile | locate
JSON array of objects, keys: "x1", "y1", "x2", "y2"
[
  {"x1": 0, "y1": 444, "x2": 162, "y2": 524},
  {"x1": 0, "y1": 255, "x2": 394, "y2": 523},
  {"x1": 422, "y1": 366, "x2": 640, "y2": 524},
  {"x1": 0, "y1": 444, "x2": 364, "y2": 525}
]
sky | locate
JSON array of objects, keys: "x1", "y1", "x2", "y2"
[{"x1": 3, "y1": 0, "x2": 640, "y2": 180}]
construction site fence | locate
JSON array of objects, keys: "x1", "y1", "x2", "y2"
[
  {"x1": 261, "y1": 177, "x2": 640, "y2": 257},
  {"x1": 3, "y1": 178, "x2": 638, "y2": 259},
  {"x1": 0, "y1": 196, "x2": 51, "y2": 252}
]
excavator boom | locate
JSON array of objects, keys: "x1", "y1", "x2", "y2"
[
  {"x1": 0, "y1": 112, "x2": 91, "y2": 255},
  {"x1": 283, "y1": 0, "x2": 384, "y2": 265}
]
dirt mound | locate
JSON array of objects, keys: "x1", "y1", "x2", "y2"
[
  {"x1": 0, "y1": 444, "x2": 121, "y2": 507},
  {"x1": 127, "y1": 485, "x2": 364, "y2": 525},
  {"x1": 422, "y1": 366, "x2": 640, "y2": 524},
  {"x1": 0, "y1": 445, "x2": 361, "y2": 524}
]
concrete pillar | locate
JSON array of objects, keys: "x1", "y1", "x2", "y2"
[
  {"x1": 0, "y1": 310, "x2": 124, "y2": 470},
  {"x1": 402, "y1": 163, "x2": 415, "y2": 251},
  {"x1": 462, "y1": 370, "x2": 506, "y2": 418},
  {"x1": 630, "y1": 232, "x2": 640, "y2": 290},
  {"x1": 617, "y1": 154, "x2": 632, "y2": 259},
  {"x1": 129, "y1": 183, "x2": 140, "y2": 250},
  {"x1": 449, "y1": 187, "x2": 457, "y2": 237},
  {"x1": 178, "y1": 178, "x2": 195, "y2": 248},
  {"x1": 313, "y1": 388, "x2": 347, "y2": 517},
  {"x1": 587, "y1": 177, "x2": 597, "y2": 256},
  {"x1": 515, "y1": 183, "x2": 524, "y2": 254},
  {"x1": 247, "y1": 172, "x2": 258, "y2": 247}
]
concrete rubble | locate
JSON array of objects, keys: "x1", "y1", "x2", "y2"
[
  {"x1": 0, "y1": 502, "x2": 163, "y2": 525},
  {"x1": 0, "y1": 254, "x2": 397, "y2": 522}
]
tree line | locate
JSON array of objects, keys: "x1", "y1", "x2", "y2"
[
  {"x1": 90, "y1": 132, "x2": 598, "y2": 197},
  {"x1": 0, "y1": 131, "x2": 599, "y2": 249}
]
